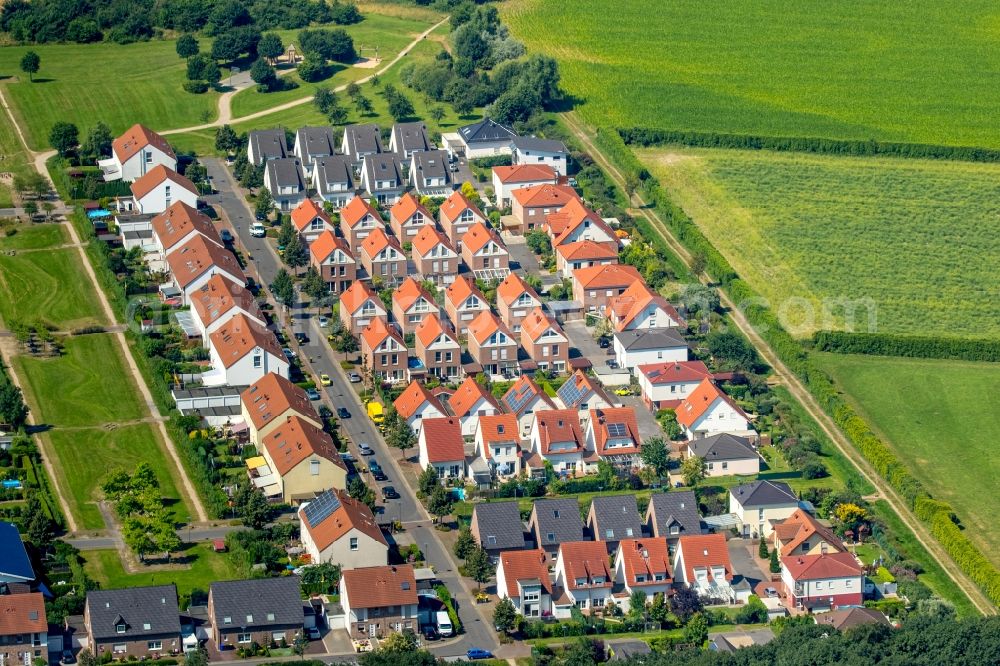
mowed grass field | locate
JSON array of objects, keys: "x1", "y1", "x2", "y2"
[
  {"x1": 0, "y1": 246, "x2": 108, "y2": 328},
  {"x1": 815, "y1": 353, "x2": 1000, "y2": 567},
  {"x1": 639, "y1": 148, "x2": 1000, "y2": 338},
  {"x1": 0, "y1": 223, "x2": 67, "y2": 250},
  {"x1": 502, "y1": 0, "x2": 1000, "y2": 147},
  {"x1": 83, "y1": 544, "x2": 239, "y2": 599}
]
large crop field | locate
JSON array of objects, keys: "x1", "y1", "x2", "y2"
[
  {"x1": 503, "y1": 0, "x2": 1000, "y2": 147},
  {"x1": 815, "y1": 353, "x2": 1000, "y2": 567},
  {"x1": 639, "y1": 148, "x2": 1000, "y2": 338}
]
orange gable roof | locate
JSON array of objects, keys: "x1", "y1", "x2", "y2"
[
  {"x1": 113, "y1": 123, "x2": 175, "y2": 163},
  {"x1": 639, "y1": 360, "x2": 712, "y2": 385},
  {"x1": 467, "y1": 310, "x2": 512, "y2": 346},
  {"x1": 559, "y1": 540, "x2": 613, "y2": 590},
  {"x1": 478, "y1": 413, "x2": 519, "y2": 459},
  {"x1": 0, "y1": 592, "x2": 46, "y2": 636},
  {"x1": 499, "y1": 549, "x2": 551, "y2": 598},
  {"x1": 572, "y1": 263, "x2": 642, "y2": 290},
  {"x1": 420, "y1": 416, "x2": 465, "y2": 462},
  {"x1": 291, "y1": 198, "x2": 332, "y2": 232},
  {"x1": 411, "y1": 224, "x2": 455, "y2": 258},
  {"x1": 361, "y1": 317, "x2": 402, "y2": 351},
  {"x1": 414, "y1": 313, "x2": 456, "y2": 349},
  {"x1": 151, "y1": 201, "x2": 221, "y2": 252},
  {"x1": 341, "y1": 565, "x2": 417, "y2": 609},
  {"x1": 775, "y1": 509, "x2": 847, "y2": 558},
  {"x1": 501, "y1": 375, "x2": 555, "y2": 415},
  {"x1": 493, "y1": 164, "x2": 556, "y2": 184},
  {"x1": 496, "y1": 272, "x2": 539, "y2": 308},
  {"x1": 551, "y1": 198, "x2": 614, "y2": 246},
  {"x1": 556, "y1": 239, "x2": 619, "y2": 262},
  {"x1": 589, "y1": 407, "x2": 641, "y2": 456},
  {"x1": 393, "y1": 277, "x2": 435, "y2": 313},
  {"x1": 608, "y1": 281, "x2": 685, "y2": 331},
  {"x1": 677, "y1": 533, "x2": 733, "y2": 584},
  {"x1": 209, "y1": 313, "x2": 283, "y2": 369},
  {"x1": 299, "y1": 489, "x2": 386, "y2": 552},
  {"x1": 166, "y1": 233, "x2": 246, "y2": 290},
  {"x1": 676, "y1": 378, "x2": 748, "y2": 428},
  {"x1": 340, "y1": 195, "x2": 383, "y2": 228},
  {"x1": 618, "y1": 538, "x2": 672, "y2": 587},
  {"x1": 448, "y1": 376, "x2": 499, "y2": 418},
  {"x1": 534, "y1": 409, "x2": 585, "y2": 455},
  {"x1": 445, "y1": 275, "x2": 485, "y2": 308},
  {"x1": 241, "y1": 372, "x2": 319, "y2": 431},
  {"x1": 340, "y1": 280, "x2": 381, "y2": 316},
  {"x1": 309, "y1": 229, "x2": 353, "y2": 263},
  {"x1": 390, "y1": 192, "x2": 432, "y2": 225},
  {"x1": 394, "y1": 380, "x2": 445, "y2": 420},
  {"x1": 782, "y1": 552, "x2": 862, "y2": 581},
  {"x1": 360, "y1": 226, "x2": 402, "y2": 259},
  {"x1": 461, "y1": 221, "x2": 505, "y2": 255},
  {"x1": 130, "y1": 164, "x2": 197, "y2": 201},
  {"x1": 190, "y1": 274, "x2": 263, "y2": 330},
  {"x1": 511, "y1": 183, "x2": 579, "y2": 208},
  {"x1": 439, "y1": 189, "x2": 485, "y2": 223},
  {"x1": 263, "y1": 414, "x2": 344, "y2": 476},
  {"x1": 520, "y1": 306, "x2": 563, "y2": 343}
]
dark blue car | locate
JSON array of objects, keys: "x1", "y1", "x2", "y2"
[{"x1": 466, "y1": 648, "x2": 493, "y2": 660}]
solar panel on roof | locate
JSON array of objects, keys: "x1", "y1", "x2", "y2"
[
  {"x1": 303, "y1": 490, "x2": 341, "y2": 526},
  {"x1": 607, "y1": 423, "x2": 627, "y2": 438},
  {"x1": 558, "y1": 378, "x2": 587, "y2": 407},
  {"x1": 506, "y1": 384, "x2": 533, "y2": 414}
]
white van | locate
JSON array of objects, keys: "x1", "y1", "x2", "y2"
[{"x1": 435, "y1": 610, "x2": 454, "y2": 637}]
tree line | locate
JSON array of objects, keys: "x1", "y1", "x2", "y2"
[{"x1": 812, "y1": 330, "x2": 1000, "y2": 362}]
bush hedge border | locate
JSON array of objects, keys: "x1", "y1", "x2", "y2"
[{"x1": 812, "y1": 330, "x2": 1000, "y2": 362}]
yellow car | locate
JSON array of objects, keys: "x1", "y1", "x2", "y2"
[
  {"x1": 320, "y1": 373, "x2": 332, "y2": 386},
  {"x1": 613, "y1": 387, "x2": 632, "y2": 396}
]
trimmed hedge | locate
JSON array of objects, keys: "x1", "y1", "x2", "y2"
[
  {"x1": 618, "y1": 127, "x2": 1000, "y2": 163},
  {"x1": 813, "y1": 330, "x2": 1000, "y2": 362}
]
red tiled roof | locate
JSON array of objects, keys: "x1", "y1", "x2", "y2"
[
  {"x1": 299, "y1": 489, "x2": 386, "y2": 552},
  {"x1": 339, "y1": 281, "x2": 381, "y2": 316},
  {"x1": 113, "y1": 123, "x2": 175, "y2": 163},
  {"x1": 572, "y1": 263, "x2": 642, "y2": 290},
  {"x1": 676, "y1": 534, "x2": 733, "y2": 584},
  {"x1": 390, "y1": 192, "x2": 432, "y2": 226},
  {"x1": 501, "y1": 375, "x2": 555, "y2": 415},
  {"x1": 340, "y1": 195, "x2": 383, "y2": 228},
  {"x1": 439, "y1": 189, "x2": 485, "y2": 223},
  {"x1": 341, "y1": 565, "x2": 418, "y2": 609},
  {"x1": 360, "y1": 226, "x2": 403, "y2": 259},
  {"x1": 608, "y1": 281, "x2": 685, "y2": 331},
  {"x1": 262, "y1": 414, "x2": 344, "y2": 476},
  {"x1": 676, "y1": 378, "x2": 748, "y2": 429},
  {"x1": 534, "y1": 409, "x2": 585, "y2": 455},
  {"x1": 550, "y1": 198, "x2": 615, "y2": 246},
  {"x1": 618, "y1": 538, "x2": 672, "y2": 587},
  {"x1": 496, "y1": 272, "x2": 540, "y2": 308},
  {"x1": 393, "y1": 277, "x2": 435, "y2": 313},
  {"x1": 209, "y1": 313, "x2": 282, "y2": 369},
  {"x1": 420, "y1": 416, "x2": 465, "y2": 462},
  {"x1": 638, "y1": 361, "x2": 712, "y2": 385},
  {"x1": 190, "y1": 274, "x2": 263, "y2": 330},
  {"x1": 511, "y1": 183, "x2": 579, "y2": 208},
  {"x1": 499, "y1": 549, "x2": 551, "y2": 598},
  {"x1": 466, "y1": 310, "x2": 511, "y2": 346},
  {"x1": 166, "y1": 233, "x2": 245, "y2": 290},
  {"x1": 309, "y1": 229, "x2": 353, "y2": 263},
  {"x1": 448, "y1": 376, "x2": 499, "y2": 418},
  {"x1": 414, "y1": 313, "x2": 456, "y2": 349},
  {"x1": 519, "y1": 306, "x2": 564, "y2": 343},
  {"x1": 775, "y1": 509, "x2": 848, "y2": 558},
  {"x1": 361, "y1": 317, "x2": 403, "y2": 352},
  {"x1": 445, "y1": 275, "x2": 486, "y2": 308},
  {"x1": 411, "y1": 224, "x2": 455, "y2": 258},
  {"x1": 241, "y1": 372, "x2": 319, "y2": 431},
  {"x1": 0, "y1": 592, "x2": 46, "y2": 635},
  {"x1": 291, "y1": 198, "x2": 333, "y2": 232},
  {"x1": 393, "y1": 380, "x2": 445, "y2": 420},
  {"x1": 589, "y1": 407, "x2": 641, "y2": 456},
  {"x1": 782, "y1": 552, "x2": 862, "y2": 581},
  {"x1": 151, "y1": 201, "x2": 221, "y2": 252},
  {"x1": 461, "y1": 221, "x2": 505, "y2": 255},
  {"x1": 559, "y1": 541, "x2": 613, "y2": 590},
  {"x1": 478, "y1": 413, "x2": 519, "y2": 457},
  {"x1": 130, "y1": 164, "x2": 197, "y2": 201},
  {"x1": 556, "y1": 240, "x2": 618, "y2": 262},
  {"x1": 493, "y1": 164, "x2": 557, "y2": 184}
]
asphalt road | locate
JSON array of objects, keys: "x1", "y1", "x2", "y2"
[{"x1": 202, "y1": 158, "x2": 498, "y2": 657}]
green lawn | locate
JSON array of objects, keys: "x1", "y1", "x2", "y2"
[
  {"x1": 503, "y1": 0, "x2": 1000, "y2": 148},
  {"x1": 15, "y1": 333, "x2": 146, "y2": 427},
  {"x1": 0, "y1": 223, "x2": 67, "y2": 250},
  {"x1": 0, "y1": 246, "x2": 107, "y2": 328},
  {"x1": 83, "y1": 544, "x2": 240, "y2": 599},
  {"x1": 640, "y1": 147, "x2": 1000, "y2": 338},
  {"x1": 0, "y1": 107, "x2": 35, "y2": 207},
  {"x1": 816, "y1": 353, "x2": 1000, "y2": 568}
]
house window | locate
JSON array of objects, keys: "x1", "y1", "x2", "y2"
[
  {"x1": 147, "y1": 641, "x2": 162, "y2": 651},
  {"x1": 605, "y1": 529, "x2": 613, "y2": 539},
  {"x1": 669, "y1": 525, "x2": 679, "y2": 535},
  {"x1": 253, "y1": 355, "x2": 262, "y2": 368},
  {"x1": 846, "y1": 579, "x2": 853, "y2": 588},
  {"x1": 113, "y1": 645, "x2": 126, "y2": 654},
  {"x1": 246, "y1": 615, "x2": 254, "y2": 623},
  {"x1": 116, "y1": 624, "x2": 126, "y2": 634},
  {"x1": 350, "y1": 537, "x2": 359, "y2": 551},
  {"x1": 547, "y1": 532, "x2": 555, "y2": 542},
  {"x1": 815, "y1": 581, "x2": 823, "y2": 589},
  {"x1": 625, "y1": 528, "x2": 633, "y2": 537},
  {"x1": 310, "y1": 459, "x2": 320, "y2": 476},
  {"x1": 223, "y1": 616, "x2": 232, "y2": 625},
  {"x1": 721, "y1": 462, "x2": 728, "y2": 470},
  {"x1": 635, "y1": 575, "x2": 645, "y2": 583},
  {"x1": 487, "y1": 536, "x2": 497, "y2": 545},
  {"x1": 237, "y1": 633, "x2": 252, "y2": 644},
  {"x1": 592, "y1": 597, "x2": 605, "y2": 607},
  {"x1": 654, "y1": 574, "x2": 664, "y2": 581}
]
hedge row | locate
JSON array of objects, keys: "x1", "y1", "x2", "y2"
[
  {"x1": 812, "y1": 330, "x2": 1000, "y2": 362},
  {"x1": 592, "y1": 129, "x2": 1000, "y2": 607},
  {"x1": 618, "y1": 127, "x2": 1000, "y2": 163}
]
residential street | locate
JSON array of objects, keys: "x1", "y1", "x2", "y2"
[{"x1": 202, "y1": 158, "x2": 499, "y2": 657}]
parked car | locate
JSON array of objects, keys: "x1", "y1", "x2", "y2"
[
  {"x1": 382, "y1": 485, "x2": 400, "y2": 499},
  {"x1": 340, "y1": 451, "x2": 355, "y2": 463},
  {"x1": 606, "y1": 359, "x2": 619, "y2": 369},
  {"x1": 369, "y1": 461, "x2": 387, "y2": 481},
  {"x1": 348, "y1": 372, "x2": 362, "y2": 383},
  {"x1": 318, "y1": 316, "x2": 330, "y2": 327},
  {"x1": 466, "y1": 648, "x2": 493, "y2": 660},
  {"x1": 337, "y1": 407, "x2": 351, "y2": 419},
  {"x1": 613, "y1": 387, "x2": 632, "y2": 396},
  {"x1": 765, "y1": 587, "x2": 778, "y2": 598},
  {"x1": 358, "y1": 443, "x2": 374, "y2": 456},
  {"x1": 421, "y1": 625, "x2": 439, "y2": 642},
  {"x1": 320, "y1": 373, "x2": 332, "y2": 386},
  {"x1": 294, "y1": 332, "x2": 309, "y2": 344},
  {"x1": 61, "y1": 651, "x2": 75, "y2": 665},
  {"x1": 250, "y1": 222, "x2": 267, "y2": 236},
  {"x1": 282, "y1": 347, "x2": 297, "y2": 359},
  {"x1": 305, "y1": 388, "x2": 321, "y2": 401},
  {"x1": 598, "y1": 337, "x2": 611, "y2": 348},
  {"x1": 305, "y1": 627, "x2": 321, "y2": 640},
  {"x1": 220, "y1": 229, "x2": 234, "y2": 243}
]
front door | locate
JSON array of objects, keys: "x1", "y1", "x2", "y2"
[{"x1": 368, "y1": 623, "x2": 377, "y2": 637}]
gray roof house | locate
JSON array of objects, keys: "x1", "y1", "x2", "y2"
[
  {"x1": 687, "y1": 433, "x2": 760, "y2": 476},
  {"x1": 471, "y1": 501, "x2": 526, "y2": 556},
  {"x1": 208, "y1": 577, "x2": 304, "y2": 647},
  {"x1": 359, "y1": 153, "x2": 406, "y2": 205},
  {"x1": 587, "y1": 495, "x2": 643, "y2": 552},
  {"x1": 613, "y1": 327, "x2": 689, "y2": 370},
  {"x1": 409, "y1": 149, "x2": 452, "y2": 196},
  {"x1": 452, "y1": 117, "x2": 517, "y2": 158},
  {"x1": 511, "y1": 136, "x2": 569, "y2": 175},
  {"x1": 248, "y1": 128, "x2": 288, "y2": 166},
  {"x1": 645, "y1": 490, "x2": 702, "y2": 546},
  {"x1": 293, "y1": 126, "x2": 336, "y2": 177},
  {"x1": 341, "y1": 124, "x2": 384, "y2": 168},
  {"x1": 312, "y1": 155, "x2": 356, "y2": 208},
  {"x1": 729, "y1": 480, "x2": 800, "y2": 538},
  {"x1": 389, "y1": 122, "x2": 431, "y2": 158},
  {"x1": 527, "y1": 498, "x2": 584, "y2": 556},
  {"x1": 263, "y1": 157, "x2": 307, "y2": 212},
  {"x1": 84, "y1": 584, "x2": 182, "y2": 654},
  {"x1": 731, "y1": 480, "x2": 797, "y2": 508}
]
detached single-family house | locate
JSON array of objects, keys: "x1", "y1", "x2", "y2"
[
  {"x1": 338, "y1": 280, "x2": 387, "y2": 336},
  {"x1": 813, "y1": 607, "x2": 889, "y2": 632},
  {"x1": 417, "y1": 416, "x2": 466, "y2": 480},
  {"x1": 389, "y1": 121, "x2": 431, "y2": 158},
  {"x1": 645, "y1": 491, "x2": 703, "y2": 549},
  {"x1": 585, "y1": 406, "x2": 642, "y2": 469},
  {"x1": 85, "y1": 585, "x2": 181, "y2": 658},
  {"x1": 150, "y1": 201, "x2": 222, "y2": 260},
  {"x1": 439, "y1": 190, "x2": 487, "y2": 249},
  {"x1": 672, "y1": 534, "x2": 736, "y2": 602},
  {"x1": 729, "y1": 480, "x2": 800, "y2": 538},
  {"x1": 781, "y1": 553, "x2": 864, "y2": 611},
  {"x1": 247, "y1": 128, "x2": 287, "y2": 166},
  {"x1": 389, "y1": 193, "x2": 434, "y2": 240},
  {"x1": 555, "y1": 240, "x2": 619, "y2": 278},
  {"x1": 501, "y1": 375, "x2": 557, "y2": 435},
  {"x1": 189, "y1": 274, "x2": 265, "y2": 345},
  {"x1": 361, "y1": 318, "x2": 407, "y2": 384},
  {"x1": 528, "y1": 409, "x2": 589, "y2": 476},
  {"x1": 527, "y1": 498, "x2": 584, "y2": 557},
  {"x1": 492, "y1": 164, "x2": 558, "y2": 208},
  {"x1": 122, "y1": 165, "x2": 198, "y2": 215},
  {"x1": 0, "y1": 593, "x2": 48, "y2": 664},
  {"x1": 466, "y1": 310, "x2": 519, "y2": 377},
  {"x1": 290, "y1": 198, "x2": 335, "y2": 245},
  {"x1": 686, "y1": 434, "x2": 760, "y2": 478},
  {"x1": 496, "y1": 272, "x2": 542, "y2": 334},
  {"x1": 309, "y1": 230, "x2": 356, "y2": 294},
  {"x1": 771, "y1": 509, "x2": 848, "y2": 561},
  {"x1": 393, "y1": 380, "x2": 447, "y2": 435},
  {"x1": 519, "y1": 307, "x2": 569, "y2": 373},
  {"x1": 676, "y1": 378, "x2": 754, "y2": 440},
  {"x1": 264, "y1": 158, "x2": 307, "y2": 212},
  {"x1": 339, "y1": 565, "x2": 418, "y2": 639},
  {"x1": 474, "y1": 413, "x2": 521, "y2": 478},
  {"x1": 471, "y1": 501, "x2": 526, "y2": 557},
  {"x1": 257, "y1": 414, "x2": 347, "y2": 502},
  {"x1": 240, "y1": 372, "x2": 322, "y2": 445},
  {"x1": 557, "y1": 370, "x2": 614, "y2": 413},
  {"x1": 312, "y1": 155, "x2": 356, "y2": 208},
  {"x1": 100, "y1": 123, "x2": 176, "y2": 182},
  {"x1": 614, "y1": 327, "x2": 689, "y2": 371},
  {"x1": 496, "y1": 549, "x2": 553, "y2": 618},
  {"x1": 341, "y1": 124, "x2": 384, "y2": 169},
  {"x1": 546, "y1": 198, "x2": 616, "y2": 248},
  {"x1": 360, "y1": 153, "x2": 406, "y2": 205},
  {"x1": 607, "y1": 281, "x2": 685, "y2": 332},
  {"x1": 511, "y1": 136, "x2": 569, "y2": 174},
  {"x1": 461, "y1": 221, "x2": 509, "y2": 275},
  {"x1": 391, "y1": 277, "x2": 439, "y2": 336},
  {"x1": 444, "y1": 276, "x2": 489, "y2": 336},
  {"x1": 510, "y1": 184, "x2": 580, "y2": 234},
  {"x1": 293, "y1": 126, "x2": 336, "y2": 177},
  {"x1": 413, "y1": 314, "x2": 461, "y2": 381},
  {"x1": 553, "y1": 541, "x2": 613, "y2": 616},
  {"x1": 0, "y1": 522, "x2": 35, "y2": 584},
  {"x1": 587, "y1": 495, "x2": 644, "y2": 553},
  {"x1": 207, "y1": 313, "x2": 288, "y2": 387},
  {"x1": 299, "y1": 489, "x2": 388, "y2": 568},
  {"x1": 449, "y1": 117, "x2": 517, "y2": 158},
  {"x1": 208, "y1": 578, "x2": 304, "y2": 649},
  {"x1": 339, "y1": 195, "x2": 384, "y2": 252},
  {"x1": 447, "y1": 376, "x2": 502, "y2": 437},
  {"x1": 636, "y1": 360, "x2": 712, "y2": 411},
  {"x1": 572, "y1": 264, "x2": 643, "y2": 314},
  {"x1": 165, "y1": 233, "x2": 246, "y2": 305},
  {"x1": 358, "y1": 227, "x2": 406, "y2": 284},
  {"x1": 411, "y1": 224, "x2": 459, "y2": 286},
  {"x1": 613, "y1": 538, "x2": 673, "y2": 609}
]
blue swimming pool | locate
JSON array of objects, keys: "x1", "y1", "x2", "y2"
[
  {"x1": 87, "y1": 208, "x2": 112, "y2": 220},
  {"x1": 1, "y1": 480, "x2": 22, "y2": 489}
]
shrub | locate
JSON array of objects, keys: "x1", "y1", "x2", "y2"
[{"x1": 183, "y1": 80, "x2": 210, "y2": 94}]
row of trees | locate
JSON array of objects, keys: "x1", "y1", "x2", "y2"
[{"x1": 101, "y1": 464, "x2": 181, "y2": 561}]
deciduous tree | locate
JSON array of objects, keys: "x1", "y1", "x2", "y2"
[
  {"x1": 465, "y1": 544, "x2": 492, "y2": 591},
  {"x1": 258, "y1": 33, "x2": 284, "y2": 64},
  {"x1": 680, "y1": 454, "x2": 706, "y2": 487},
  {"x1": 640, "y1": 436, "x2": 670, "y2": 478},
  {"x1": 49, "y1": 121, "x2": 79, "y2": 157},
  {"x1": 176, "y1": 34, "x2": 199, "y2": 59},
  {"x1": 493, "y1": 597, "x2": 516, "y2": 633},
  {"x1": 271, "y1": 268, "x2": 295, "y2": 307},
  {"x1": 19, "y1": 51, "x2": 40, "y2": 82}
]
